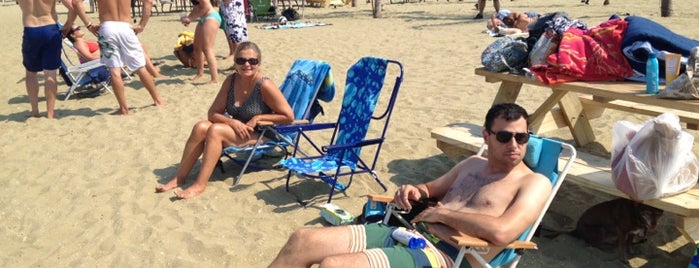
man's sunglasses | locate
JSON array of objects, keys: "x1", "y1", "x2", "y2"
[
  {"x1": 487, "y1": 129, "x2": 530, "y2": 145},
  {"x1": 235, "y1": 57, "x2": 259, "y2": 66}
]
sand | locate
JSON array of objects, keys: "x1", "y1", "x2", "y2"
[{"x1": 1, "y1": 0, "x2": 698, "y2": 267}]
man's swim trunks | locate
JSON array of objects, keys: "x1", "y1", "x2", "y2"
[
  {"x1": 22, "y1": 24, "x2": 62, "y2": 72},
  {"x1": 97, "y1": 21, "x2": 145, "y2": 71}
]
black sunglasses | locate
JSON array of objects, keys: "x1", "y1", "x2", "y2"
[
  {"x1": 68, "y1": 26, "x2": 80, "y2": 35},
  {"x1": 235, "y1": 57, "x2": 259, "y2": 66},
  {"x1": 487, "y1": 129, "x2": 530, "y2": 145}
]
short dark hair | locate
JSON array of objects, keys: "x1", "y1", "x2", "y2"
[{"x1": 484, "y1": 103, "x2": 529, "y2": 131}]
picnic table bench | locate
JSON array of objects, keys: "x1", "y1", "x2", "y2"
[{"x1": 430, "y1": 122, "x2": 699, "y2": 246}]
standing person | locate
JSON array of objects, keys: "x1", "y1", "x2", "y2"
[
  {"x1": 180, "y1": 0, "x2": 221, "y2": 84},
  {"x1": 155, "y1": 41, "x2": 294, "y2": 199},
  {"x1": 18, "y1": 0, "x2": 62, "y2": 119},
  {"x1": 68, "y1": 0, "x2": 166, "y2": 115},
  {"x1": 475, "y1": 0, "x2": 501, "y2": 19},
  {"x1": 219, "y1": 0, "x2": 248, "y2": 64},
  {"x1": 270, "y1": 103, "x2": 552, "y2": 268}
]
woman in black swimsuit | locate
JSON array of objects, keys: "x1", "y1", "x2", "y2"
[{"x1": 156, "y1": 41, "x2": 294, "y2": 199}]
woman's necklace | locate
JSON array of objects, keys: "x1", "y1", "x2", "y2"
[{"x1": 241, "y1": 74, "x2": 258, "y2": 95}]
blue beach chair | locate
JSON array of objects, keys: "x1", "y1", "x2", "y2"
[{"x1": 279, "y1": 57, "x2": 404, "y2": 203}]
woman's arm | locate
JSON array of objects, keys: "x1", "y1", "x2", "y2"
[{"x1": 252, "y1": 79, "x2": 294, "y2": 127}]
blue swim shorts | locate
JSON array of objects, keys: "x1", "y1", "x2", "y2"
[{"x1": 22, "y1": 24, "x2": 62, "y2": 72}]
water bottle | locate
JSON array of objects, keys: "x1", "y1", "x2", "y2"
[
  {"x1": 646, "y1": 52, "x2": 659, "y2": 94},
  {"x1": 391, "y1": 227, "x2": 426, "y2": 249}
]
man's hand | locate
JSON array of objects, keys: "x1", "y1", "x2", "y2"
[
  {"x1": 411, "y1": 203, "x2": 444, "y2": 224},
  {"x1": 393, "y1": 184, "x2": 424, "y2": 211},
  {"x1": 86, "y1": 23, "x2": 99, "y2": 36},
  {"x1": 132, "y1": 24, "x2": 145, "y2": 34}
]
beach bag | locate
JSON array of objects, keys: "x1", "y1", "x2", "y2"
[
  {"x1": 611, "y1": 113, "x2": 699, "y2": 200},
  {"x1": 481, "y1": 36, "x2": 529, "y2": 72}
]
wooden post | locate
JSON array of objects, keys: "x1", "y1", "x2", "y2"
[
  {"x1": 373, "y1": 0, "x2": 381, "y2": 18},
  {"x1": 661, "y1": 0, "x2": 672, "y2": 17}
]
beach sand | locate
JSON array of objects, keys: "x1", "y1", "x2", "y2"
[{"x1": 1, "y1": 0, "x2": 698, "y2": 267}]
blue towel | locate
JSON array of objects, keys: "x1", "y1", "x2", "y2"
[
  {"x1": 622, "y1": 16, "x2": 699, "y2": 77},
  {"x1": 279, "y1": 59, "x2": 335, "y2": 121}
]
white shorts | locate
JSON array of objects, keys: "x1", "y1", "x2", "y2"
[{"x1": 97, "y1": 21, "x2": 145, "y2": 71}]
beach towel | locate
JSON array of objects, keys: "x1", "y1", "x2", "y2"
[
  {"x1": 258, "y1": 21, "x2": 331, "y2": 30},
  {"x1": 530, "y1": 18, "x2": 633, "y2": 84}
]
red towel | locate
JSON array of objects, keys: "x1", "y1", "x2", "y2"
[{"x1": 531, "y1": 19, "x2": 634, "y2": 84}]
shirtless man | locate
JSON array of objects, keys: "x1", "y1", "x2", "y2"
[
  {"x1": 269, "y1": 103, "x2": 552, "y2": 268},
  {"x1": 18, "y1": 0, "x2": 62, "y2": 119},
  {"x1": 69, "y1": 0, "x2": 165, "y2": 115}
]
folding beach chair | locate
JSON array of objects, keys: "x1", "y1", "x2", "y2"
[
  {"x1": 278, "y1": 57, "x2": 404, "y2": 203},
  {"x1": 367, "y1": 135, "x2": 577, "y2": 268},
  {"x1": 219, "y1": 59, "x2": 335, "y2": 186},
  {"x1": 59, "y1": 39, "x2": 132, "y2": 100}
]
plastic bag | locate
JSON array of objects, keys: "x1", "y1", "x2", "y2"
[{"x1": 611, "y1": 113, "x2": 699, "y2": 200}]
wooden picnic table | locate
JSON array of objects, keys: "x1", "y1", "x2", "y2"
[{"x1": 474, "y1": 67, "x2": 699, "y2": 148}]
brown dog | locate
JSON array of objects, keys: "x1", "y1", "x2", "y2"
[
  {"x1": 581, "y1": 0, "x2": 610, "y2": 5},
  {"x1": 574, "y1": 198, "x2": 664, "y2": 261}
]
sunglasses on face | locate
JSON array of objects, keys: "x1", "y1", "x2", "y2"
[
  {"x1": 68, "y1": 26, "x2": 80, "y2": 35},
  {"x1": 488, "y1": 129, "x2": 530, "y2": 145},
  {"x1": 235, "y1": 57, "x2": 259, "y2": 66}
]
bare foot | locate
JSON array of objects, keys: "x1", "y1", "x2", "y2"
[
  {"x1": 191, "y1": 74, "x2": 203, "y2": 81},
  {"x1": 206, "y1": 79, "x2": 220, "y2": 85},
  {"x1": 154, "y1": 98, "x2": 167, "y2": 106},
  {"x1": 155, "y1": 178, "x2": 181, "y2": 193},
  {"x1": 111, "y1": 108, "x2": 129, "y2": 115},
  {"x1": 29, "y1": 111, "x2": 40, "y2": 118},
  {"x1": 174, "y1": 184, "x2": 205, "y2": 199}
]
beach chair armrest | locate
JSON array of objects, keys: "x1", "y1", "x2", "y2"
[
  {"x1": 426, "y1": 223, "x2": 538, "y2": 250},
  {"x1": 275, "y1": 122, "x2": 336, "y2": 134},
  {"x1": 367, "y1": 194, "x2": 394, "y2": 203},
  {"x1": 323, "y1": 138, "x2": 383, "y2": 153}
]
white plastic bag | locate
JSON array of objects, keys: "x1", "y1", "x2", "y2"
[{"x1": 611, "y1": 113, "x2": 699, "y2": 200}]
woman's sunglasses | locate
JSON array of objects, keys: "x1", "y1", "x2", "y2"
[
  {"x1": 68, "y1": 26, "x2": 80, "y2": 35},
  {"x1": 235, "y1": 57, "x2": 259, "y2": 66},
  {"x1": 487, "y1": 129, "x2": 530, "y2": 145}
]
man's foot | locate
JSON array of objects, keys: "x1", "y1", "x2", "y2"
[
  {"x1": 474, "y1": 13, "x2": 483, "y2": 19},
  {"x1": 190, "y1": 74, "x2": 203, "y2": 81},
  {"x1": 29, "y1": 111, "x2": 40, "y2": 118},
  {"x1": 155, "y1": 178, "x2": 180, "y2": 193},
  {"x1": 174, "y1": 184, "x2": 205, "y2": 199},
  {"x1": 154, "y1": 98, "x2": 166, "y2": 107},
  {"x1": 111, "y1": 107, "x2": 129, "y2": 115}
]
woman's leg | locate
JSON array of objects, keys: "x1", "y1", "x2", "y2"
[
  {"x1": 156, "y1": 120, "x2": 213, "y2": 192},
  {"x1": 200, "y1": 17, "x2": 220, "y2": 83},
  {"x1": 191, "y1": 22, "x2": 206, "y2": 81},
  {"x1": 174, "y1": 122, "x2": 248, "y2": 199}
]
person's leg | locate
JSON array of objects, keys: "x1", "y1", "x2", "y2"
[
  {"x1": 25, "y1": 71, "x2": 41, "y2": 118},
  {"x1": 141, "y1": 42, "x2": 162, "y2": 78},
  {"x1": 493, "y1": 0, "x2": 500, "y2": 13},
  {"x1": 223, "y1": 38, "x2": 235, "y2": 60},
  {"x1": 109, "y1": 67, "x2": 130, "y2": 115},
  {"x1": 134, "y1": 66, "x2": 166, "y2": 107},
  {"x1": 200, "y1": 17, "x2": 220, "y2": 84},
  {"x1": 270, "y1": 225, "x2": 370, "y2": 268},
  {"x1": 192, "y1": 23, "x2": 206, "y2": 81},
  {"x1": 156, "y1": 120, "x2": 213, "y2": 192},
  {"x1": 43, "y1": 70, "x2": 58, "y2": 119},
  {"x1": 475, "y1": 0, "x2": 486, "y2": 19}
]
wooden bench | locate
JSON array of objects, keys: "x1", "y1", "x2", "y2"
[
  {"x1": 474, "y1": 67, "x2": 699, "y2": 147},
  {"x1": 430, "y1": 122, "x2": 699, "y2": 246}
]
